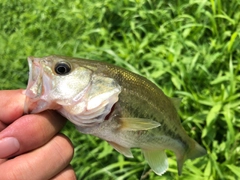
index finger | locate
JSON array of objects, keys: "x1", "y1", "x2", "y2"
[{"x1": 0, "y1": 89, "x2": 25, "y2": 124}]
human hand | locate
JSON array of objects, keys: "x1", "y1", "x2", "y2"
[{"x1": 0, "y1": 90, "x2": 76, "y2": 180}]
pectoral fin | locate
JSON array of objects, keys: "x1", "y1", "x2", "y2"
[
  {"x1": 120, "y1": 118, "x2": 160, "y2": 131},
  {"x1": 142, "y1": 149, "x2": 168, "y2": 176},
  {"x1": 108, "y1": 141, "x2": 133, "y2": 158}
]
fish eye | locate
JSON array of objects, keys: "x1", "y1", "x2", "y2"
[{"x1": 54, "y1": 62, "x2": 71, "y2": 75}]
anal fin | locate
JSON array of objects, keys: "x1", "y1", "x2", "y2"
[
  {"x1": 120, "y1": 118, "x2": 160, "y2": 131},
  {"x1": 108, "y1": 141, "x2": 133, "y2": 158},
  {"x1": 142, "y1": 149, "x2": 168, "y2": 176}
]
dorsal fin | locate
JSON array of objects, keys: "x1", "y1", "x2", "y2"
[{"x1": 170, "y1": 97, "x2": 182, "y2": 109}]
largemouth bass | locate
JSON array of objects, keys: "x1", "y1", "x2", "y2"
[{"x1": 24, "y1": 55, "x2": 206, "y2": 176}]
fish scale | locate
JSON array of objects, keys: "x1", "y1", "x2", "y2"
[{"x1": 24, "y1": 55, "x2": 206, "y2": 176}]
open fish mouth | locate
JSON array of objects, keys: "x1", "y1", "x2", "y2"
[{"x1": 24, "y1": 57, "x2": 43, "y2": 114}]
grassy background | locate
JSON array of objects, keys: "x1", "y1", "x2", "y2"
[{"x1": 1, "y1": 0, "x2": 240, "y2": 179}]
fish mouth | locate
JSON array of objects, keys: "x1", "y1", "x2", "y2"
[{"x1": 24, "y1": 57, "x2": 42, "y2": 114}]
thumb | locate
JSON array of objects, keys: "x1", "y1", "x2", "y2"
[{"x1": 0, "y1": 89, "x2": 25, "y2": 124}]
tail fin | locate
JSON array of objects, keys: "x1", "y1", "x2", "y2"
[{"x1": 177, "y1": 141, "x2": 207, "y2": 175}]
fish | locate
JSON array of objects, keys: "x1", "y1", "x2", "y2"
[{"x1": 24, "y1": 55, "x2": 206, "y2": 176}]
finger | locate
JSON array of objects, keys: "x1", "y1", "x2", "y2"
[
  {"x1": 0, "y1": 111, "x2": 67, "y2": 158},
  {"x1": 0, "y1": 134, "x2": 74, "y2": 180},
  {"x1": 0, "y1": 121, "x2": 7, "y2": 131},
  {"x1": 52, "y1": 165, "x2": 77, "y2": 180},
  {"x1": 0, "y1": 89, "x2": 25, "y2": 124},
  {"x1": 0, "y1": 159, "x2": 6, "y2": 164}
]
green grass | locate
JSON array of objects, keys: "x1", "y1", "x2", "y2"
[{"x1": 1, "y1": 0, "x2": 240, "y2": 179}]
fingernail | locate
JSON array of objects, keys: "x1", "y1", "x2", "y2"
[{"x1": 0, "y1": 137, "x2": 20, "y2": 158}]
